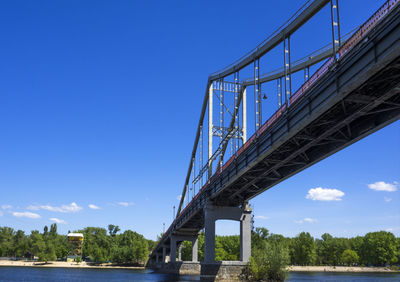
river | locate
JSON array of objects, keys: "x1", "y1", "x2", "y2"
[{"x1": 0, "y1": 267, "x2": 399, "y2": 281}]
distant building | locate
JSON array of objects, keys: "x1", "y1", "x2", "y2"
[{"x1": 67, "y1": 233, "x2": 84, "y2": 262}]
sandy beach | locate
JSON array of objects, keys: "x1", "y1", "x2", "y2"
[
  {"x1": 288, "y1": 265, "x2": 399, "y2": 273},
  {"x1": 0, "y1": 260, "x2": 145, "y2": 270},
  {"x1": 0, "y1": 261, "x2": 398, "y2": 273}
]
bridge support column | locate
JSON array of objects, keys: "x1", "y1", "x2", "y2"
[
  {"x1": 170, "y1": 237, "x2": 177, "y2": 262},
  {"x1": 162, "y1": 245, "x2": 166, "y2": 264},
  {"x1": 240, "y1": 205, "x2": 252, "y2": 262},
  {"x1": 192, "y1": 236, "x2": 198, "y2": 262},
  {"x1": 204, "y1": 202, "x2": 252, "y2": 263},
  {"x1": 178, "y1": 244, "x2": 183, "y2": 261},
  {"x1": 170, "y1": 234, "x2": 199, "y2": 263}
]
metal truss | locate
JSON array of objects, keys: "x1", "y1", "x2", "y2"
[{"x1": 212, "y1": 125, "x2": 243, "y2": 139}]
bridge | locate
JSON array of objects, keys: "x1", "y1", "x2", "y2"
[{"x1": 148, "y1": 0, "x2": 400, "y2": 277}]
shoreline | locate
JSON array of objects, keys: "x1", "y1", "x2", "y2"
[
  {"x1": 288, "y1": 265, "x2": 399, "y2": 273},
  {"x1": 0, "y1": 261, "x2": 145, "y2": 270},
  {"x1": 0, "y1": 261, "x2": 399, "y2": 273}
]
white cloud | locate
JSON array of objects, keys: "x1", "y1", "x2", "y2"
[
  {"x1": 27, "y1": 202, "x2": 82, "y2": 213},
  {"x1": 88, "y1": 204, "x2": 100, "y2": 210},
  {"x1": 384, "y1": 197, "x2": 392, "y2": 203},
  {"x1": 1, "y1": 205, "x2": 12, "y2": 210},
  {"x1": 306, "y1": 187, "x2": 344, "y2": 201},
  {"x1": 304, "y1": 217, "x2": 317, "y2": 223},
  {"x1": 386, "y1": 228, "x2": 393, "y2": 232},
  {"x1": 0, "y1": 211, "x2": 3, "y2": 216},
  {"x1": 368, "y1": 181, "x2": 398, "y2": 192},
  {"x1": 295, "y1": 217, "x2": 317, "y2": 224},
  {"x1": 118, "y1": 202, "x2": 134, "y2": 207},
  {"x1": 50, "y1": 217, "x2": 67, "y2": 224},
  {"x1": 177, "y1": 195, "x2": 182, "y2": 201},
  {"x1": 255, "y1": 215, "x2": 269, "y2": 220},
  {"x1": 13, "y1": 211, "x2": 41, "y2": 219}
]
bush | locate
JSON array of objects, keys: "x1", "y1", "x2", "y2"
[
  {"x1": 245, "y1": 239, "x2": 289, "y2": 281},
  {"x1": 341, "y1": 249, "x2": 359, "y2": 266}
]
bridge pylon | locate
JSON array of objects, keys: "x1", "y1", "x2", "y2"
[
  {"x1": 170, "y1": 234, "x2": 199, "y2": 263},
  {"x1": 204, "y1": 201, "x2": 252, "y2": 263}
]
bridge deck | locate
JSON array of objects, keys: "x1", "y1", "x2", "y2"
[{"x1": 151, "y1": 0, "x2": 400, "y2": 258}]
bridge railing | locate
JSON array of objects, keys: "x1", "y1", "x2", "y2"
[
  {"x1": 340, "y1": 0, "x2": 398, "y2": 58},
  {"x1": 290, "y1": 0, "x2": 399, "y2": 106},
  {"x1": 152, "y1": 0, "x2": 400, "y2": 257}
]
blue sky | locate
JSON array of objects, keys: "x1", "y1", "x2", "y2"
[{"x1": 0, "y1": 0, "x2": 399, "y2": 240}]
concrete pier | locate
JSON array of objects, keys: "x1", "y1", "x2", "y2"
[
  {"x1": 204, "y1": 202, "x2": 252, "y2": 263},
  {"x1": 170, "y1": 234, "x2": 198, "y2": 263},
  {"x1": 151, "y1": 261, "x2": 246, "y2": 281},
  {"x1": 201, "y1": 261, "x2": 247, "y2": 281}
]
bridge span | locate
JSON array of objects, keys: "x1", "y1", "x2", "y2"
[{"x1": 148, "y1": 0, "x2": 400, "y2": 275}]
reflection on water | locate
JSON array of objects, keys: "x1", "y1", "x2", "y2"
[
  {"x1": 0, "y1": 267, "x2": 399, "y2": 281},
  {"x1": 0, "y1": 267, "x2": 199, "y2": 282},
  {"x1": 288, "y1": 271, "x2": 400, "y2": 281}
]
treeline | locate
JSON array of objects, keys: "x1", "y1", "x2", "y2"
[
  {"x1": 180, "y1": 228, "x2": 400, "y2": 267},
  {"x1": 2, "y1": 224, "x2": 399, "y2": 267},
  {"x1": 0, "y1": 224, "x2": 155, "y2": 265},
  {"x1": 82, "y1": 225, "x2": 152, "y2": 264}
]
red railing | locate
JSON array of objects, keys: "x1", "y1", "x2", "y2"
[
  {"x1": 290, "y1": 0, "x2": 399, "y2": 106},
  {"x1": 340, "y1": 0, "x2": 398, "y2": 58}
]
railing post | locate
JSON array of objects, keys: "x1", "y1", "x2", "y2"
[
  {"x1": 330, "y1": 0, "x2": 341, "y2": 60},
  {"x1": 283, "y1": 35, "x2": 292, "y2": 105},
  {"x1": 208, "y1": 83, "x2": 213, "y2": 178},
  {"x1": 242, "y1": 86, "x2": 247, "y2": 143},
  {"x1": 219, "y1": 78, "x2": 224, "y2": 169},
  {"x1": 254, "y1": 59, "x2": 261, "y2": 134}
]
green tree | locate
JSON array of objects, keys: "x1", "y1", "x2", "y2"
[
  {"x1": 13, "y1": 230, "x2": 29, "y2": 257},
  {"x1": 246, "y1": 230, "x2": 289, "y2": 281},
  {"x1": 349, "y1": 236, "x2": 364, "y2": 262},
  {"x1": 30, "y1": 230, "x2": 45, "y2": 258},
  {"x1": 290, "y1": 232, "x2": 316, "y2": 265},
  {"x1": 360, "y1": 231, "x2": 398, "y2": 266},
  {"x1": 341, "y1": 249, "x2": 359, "y2": 266},
  {"x1": 39, "y1": 243, "x2": 57, "y2": 262},
  {"x1": 81, "y1": 227, "x2": 110, "y2": 263},
  {"x1": 111, "y1": 230, "x2": 149, "y2": 265},
  {"x1": 0, "y1": 227, "x2": 15, "y2": 257},
  {"x1": 316, "y1": 234, "x2": 349, "y2": 265},
  {"x1": 54, "y1": 235, "x2": 69, "y2": 259},
  {"x1": 216, "y1": 235, "x2": 239, "y2": 261},
  {"x1": 49, "y1": 224, "x2": 57, "y2": 237},
  {"x1": 43, "y1": 226, "x2": 48, "y2": 237},
  {"x1": 107, "y1": 224, "x2": 120, "y2": 237},
  {"x1": 180, "y1": 241, "x2": 193, "y2": 261}
]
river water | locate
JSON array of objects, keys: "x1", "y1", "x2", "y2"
[{"x1": 0, "y1": 267, "x2": 399, "y2": 281}]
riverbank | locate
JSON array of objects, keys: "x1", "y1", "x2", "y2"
[
  {"x1": 288, "y1": 265, "x2": 400, "y2": 273},
  {"x1": 1, "y1": 261, "x2": 399, "y2": 273},
  {"x1": 0, "y1": 260, "x2": 145, "y2": 270}
]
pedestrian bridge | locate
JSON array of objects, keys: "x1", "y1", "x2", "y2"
[{"x1": 148, "y1": 0, "x2": 400, "y2": 272}]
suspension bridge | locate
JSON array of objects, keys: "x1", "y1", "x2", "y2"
[{"x1": 148, "y1": 0, "x2": 400, "y2": 278}]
